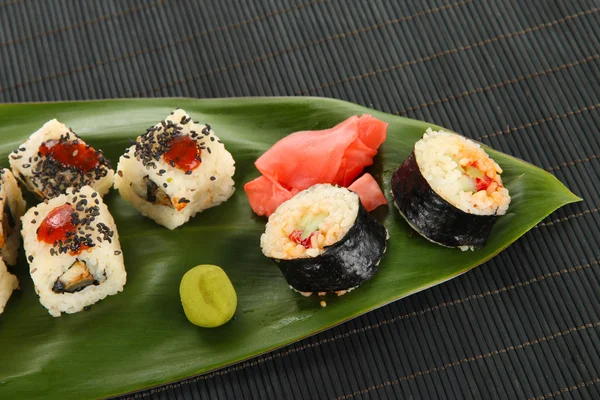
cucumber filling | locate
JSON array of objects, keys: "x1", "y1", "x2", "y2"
[{"x1": 289, "y1": 213, "x2": 328, "y2": 248}]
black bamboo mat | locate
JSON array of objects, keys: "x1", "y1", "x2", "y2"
[{"x1": 1, "y1": 0, "x2": 599, "y2": 399}]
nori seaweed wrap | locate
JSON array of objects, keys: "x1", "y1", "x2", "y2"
[
  {"x1": 261, "y1": 184, "x2": 388, "y2": 294},
  {"x1": 391, "y1": 129, "x2": 510, "y2": 250}
]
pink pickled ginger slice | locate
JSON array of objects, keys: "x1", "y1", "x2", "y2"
[
  {"x1": 348, "y1": 173, "x2": 388, "y2": 211},
  {"x1": 244, "y1": 115, "x2": 387, "y2": 216},
  {"x1": 244, "y1": 175, "x2": 294, "y2": 217}
]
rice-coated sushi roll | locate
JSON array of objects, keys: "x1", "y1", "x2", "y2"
[
  {"x1": 261, "y1": 184, "x2": 388, "y2": 294},
  {"x1": 22, "y1": 186, "x2": 126, "y2": 317},
  {"x1": 10, "y1": 119, "x2": 114, "y2": 200},
  {"x1": 114, "y1": 109, "x2": 235, "y2": 230},
  {"x1": 391, "y1": 129, "x2": 511, "y2": 250},
  {"x1": 0, "y1": 258, "x2": 18, "y2": 315},
  {"x1": 0, "y1": 169, "x2": 27, "y2": 265}
]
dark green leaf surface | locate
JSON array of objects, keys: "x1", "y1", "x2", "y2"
[{"x1": 0, "y1": 98, "x2": 580, "y2": 399}]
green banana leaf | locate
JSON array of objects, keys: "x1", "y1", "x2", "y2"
[{"x1": 0, "y1": 97, "x2": 580, "y2": 400}]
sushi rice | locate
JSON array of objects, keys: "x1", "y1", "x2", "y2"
[{"x1": 0, "y1": 257, "x2": 18, "y2": 315}]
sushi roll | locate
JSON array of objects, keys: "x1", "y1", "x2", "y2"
[
  {"x1": 261, "y1": 184, "x2": 388, "y2": 295},
  {"x1": 114, "y1": 109, "x2": 235, "y2": 230},
  {"x1": 10, "y1": 119, "x2": 114, "y2": 200},
  {"x1": 391, "y1": 129, "x2": 511, "y2": 250},
  {"x1": 0, "y1": 169, "x2": 27, "y2": 265},
  {"x1": 21, "y1": 186, "x2": 126, "y2": 317},
  {"x1": 0, "y1": 258, "x2": 18, "y2": 315}
]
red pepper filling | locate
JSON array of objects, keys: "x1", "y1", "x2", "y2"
[
  {"x1": 466, "y1": 160, "x2": 495, "y2": 192},
  {"x1": 163, "y1": 135, "x2": 201, "y2": 172},
  {"x1": 37, "y1": 204, "x2": 76, "y2": 245},
  {"x1": 39, "y1": 140, "x2": 100, "y2": 172},
  {"x1": 289, "y1": 230, "x2": 317, "y2": 249},
  {"x1": 475, "y1": 176, "x2": 493, "y2": 191}
]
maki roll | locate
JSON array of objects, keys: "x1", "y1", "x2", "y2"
[
  {"x1": 391, "y1": 129, "x2": 511, "y2": 250},
  {"x1": 0, "y1": 258, "x2": 18, "y2": 315},
  {"x1": 0, "y1": 169, "x2": 27, "y2": 265},
  {"x1": 21, "y1": 186, "x2": 126, "y2": 317},
  {"x1": 261, "y1": 184, "x2": 388, "y2": 295},
  {"x1": 10, "y1": 119, "x2": 113, "y2": 199},
  {"x1": 114, "y1": 109, "x2": 235, "y2": 230}
]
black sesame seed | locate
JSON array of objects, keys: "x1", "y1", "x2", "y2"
[
  {"x1": 162, "y1": 183, "x2": 167, "y2": 188},
  {"x1": 114, "y1": 250, "x2": 121, "y2": 255},
  {"x1": 28, "y1": 255, "x2": 34, "y2": 262},
  {"x1": 210, "y1": 176, "x2": 216, "y2": 181},
  {"x1": 185, "y1": 170, "x2": 192, "y2": 175}
]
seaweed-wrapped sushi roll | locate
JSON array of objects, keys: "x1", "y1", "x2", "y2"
[
  {"x1": 0, "y1": 169, "x2": 27, "y2": 265},
  {"x1": 261, "y1": 184, "x2": 388, "y2": 295},
  {"x1": 0, "y1": 258, "x2": 18, "y2": 315},
  {"x1": 21, "y1": 186, "x2": 126, "y2": 317},
  {"x1": 9, "y1": 119, "x2": 114, "y2": 199},
  {"x1": 114, "y1": 109, "x2": 235, "y2": 230},
  {"x1": 391, "y1": 129, "x2": 510, "y2": 250}
]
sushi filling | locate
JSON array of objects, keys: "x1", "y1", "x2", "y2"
[
  {"x1": 2, "y1": 200, "x2": 15, "y2": 243},
  {"x1": 288, "y1": 213, "x2": 328, "y2": 249},
  {"x1": 140, "y1": 176, "x2": 173, "y2": 208},
  {"x1": 52, "y1": 260, "x2": 99, "y2": 293},
  {"x1": 262, "y1": 184, "x2": 359, "y2": 259},
  {"x1": 415, "y1": 129, "x2": 510, "y2": 216},
  {"x1": 0, "y1": 169, "x2": 27, "y2": 265}
]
